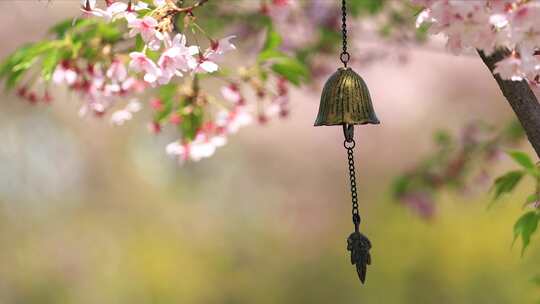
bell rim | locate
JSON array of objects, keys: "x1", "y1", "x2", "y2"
[{"x1": 314, "y1": 118, "x2": 381, "y2": 127}]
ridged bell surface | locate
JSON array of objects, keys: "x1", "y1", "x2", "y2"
[{"x1": 314, "y1": 67, "x2": 380, "y2": 126}]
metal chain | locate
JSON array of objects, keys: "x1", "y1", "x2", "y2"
[
  {"x1": 344, "y1": 139, "x2": 360, "y2": 232},
  {"x1": 340, "y1": 0, "x2": 350, "y2": 67}
]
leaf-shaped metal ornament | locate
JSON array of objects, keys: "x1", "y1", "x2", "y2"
[{"x1": 347, "y1": 231, "x2": 372, "y2": 284}]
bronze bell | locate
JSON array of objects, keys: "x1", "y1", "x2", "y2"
[{"x1": 314, "y1": 67, "x2": 379, "y2": 127}]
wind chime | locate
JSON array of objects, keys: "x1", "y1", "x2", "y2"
[{"x1": 314, "y1": 0, "x2": 380, "y2": 284}]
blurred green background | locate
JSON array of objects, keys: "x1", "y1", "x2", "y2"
[{"x1": 1, "y1": 1, "x2": 540, "y2": 303}]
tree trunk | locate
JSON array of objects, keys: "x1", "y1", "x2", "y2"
[{"x1": 478, "y1": 50, "x2": 540, "y2": 158}]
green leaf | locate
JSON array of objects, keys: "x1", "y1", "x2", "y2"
[
  {"x1": 491, "y1": 170, "x2": 524, "y2": 201},
  {"x1": 503, "y1": 120, "x2": 525, "y2": 142},
  {"x1": 513, "y1": 211, "x2": 540, "y2": 256},
  {"x1": 41, "y1": 49, "x2": 61, "y2": 81},
  {"x1": 434, "y1": 130, "x2": 452, "y2": 147},
  {"x1": 271, "y1": 57, "x2": 309, "y2": 86},
  {"x1": 258, "y1": 49, "x2": 287, "y2": 62},
  {"x1": 154, "y1": 84, "x2": 178, "y2": 122},
  {"x1": 531, "y1": 274, "x2": 540, "y2": 286},
  {"x1": 49, "y1": 18, "x2": 94, "y2": 38},
  {"x1": 349, "y1": 0, "x2": 385, "y2": 16},
  {"x1": 180, "y1": 106, "x2": 204, "y2": 141},
  {"x1": 415, "y1": 23, "x2": 430, "y2": 42},
  {"x1": 262, "y1": 27, "x2": 282, "y2": 53},
  {"x1": 523, "y1": 194, "x2": 540, "y2": 208},
  {"x1": 392, "y1": 175, "x2": 411, "y2": 198},
  {"x1": 508, "y1": 150, "x2": 537, "y2": 171},
  {"x1": 158, "y1": 83, "x2": 178, "y2": 101},
  {"x1": 135, "y1": 35, "x2": 145, "y2": 52},
  {"x1": 0, "y1": 41, "x2": 58, "y2": 89},
  {"x1": 96, "y1": 22, "x2": 122, "y2": 43},
  {"x1": 258, "y1": 27, "x2": 286, "y2": 63}
]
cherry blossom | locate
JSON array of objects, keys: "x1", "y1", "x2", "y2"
[
  {"x1": 494, "y1": 53, "x2": 526, "y2": 81},
  {"x1": 128, "y1": 16, "x2": 163, "y2": 51},
  {"x1": 193, "y1": 55, "x2": 219, "y2": 74},
  {"x1": 80, "y1": 0, "x2": 97, "y2": 12},
  {"x1": 156, "y1": 34, "x2": 199, "y2": 84},
  {"x1": 191, "y1": 36, "x2": 237, "y2": 74},
  {"x1": 6, "y1": 0, "x2": 270, "y2": 164},
  {"x1": 106, "y1": 60, "x2": 128, "y2": 83},
  {"x1": 166, "y1": 135, "x2": 217, "y2": 163},
  {"x1": 52, "y1": 62, "x2": 78, "y2": 85},
  {"x1": 415, "y1": 0, "x2": 540, "y2": 94},
  {"x1": 129, "y1": 52, "x2": 161, "y2": 84},
  {"x1": 216, "y1": 106, "x2": 253, "y2": 134},
  {"x1": 221, "y1": 84, "x2": 242, "y2": 104},
  {"x1": 110, "y1": 99, "x2": 142, "y2": 126},
  {"x1": 210, "y1": 35, "x2": 237, "y2": 56}
]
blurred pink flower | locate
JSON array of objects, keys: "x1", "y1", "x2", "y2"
[
  {"x1": 129, "y1": 52, "x2": 161, "y2": 84},
  {"x1": 106, "y1": 60, "x2": 127, "y2": 82},
  {"x1": 128, "y1": 16, "x2": 162, "y2": 50},
  {"x1": 52, "y1": 63, "x2": 78, "y2": 85},
  {"x1": 494, "y1": 54, "x2": 525, "y2": 81},
  {"x1": 221, "y1": 84, "x2": 242, "y2": 103}
]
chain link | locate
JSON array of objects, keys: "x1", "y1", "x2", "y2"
[
  {"x1": 340, "y1": 0, "x2": 350, "y2": 67},
  {"x1": 344, "y1": 139, "x2": 360, "y2": 232}
]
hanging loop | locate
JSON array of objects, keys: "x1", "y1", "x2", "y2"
[
  {"x1": 340, "y1": 52, "x2": 351, "y2": 66},
  {"x1": 343, "y1": 124, "x2": 354, "y2": 143}
]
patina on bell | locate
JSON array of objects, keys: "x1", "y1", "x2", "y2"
[{"x1": 314, "y1": 67, "x2": 379, "y2": 126}]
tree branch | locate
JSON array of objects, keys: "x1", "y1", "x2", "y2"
[{"x1": 478, "y1": 49, "x2": 540, "y2": 158}]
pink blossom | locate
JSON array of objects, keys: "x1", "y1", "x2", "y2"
[
  {"x1": 192, "y1": 55, "x2": 219, "y2": 73},
  {"x1": 216, "y1": 106, "x2": 253, "y2": 134},
  {"x1": 169, "y1": 113, "x2": 182, "y2": 125},
  {"x1": 110, "y1": 99, "x2": 141, "y2": 126},
  {"x1": 154, "y1": 0, "x2": 166, "y2": 7},
  {"x1": 128, "y1": 16, "x2": 162, "y2": 50},
  {"x1": 494, "y1": 54, "x2": 526, "y2": 81},
  {"x1": 221, "y1": 84, "x2": 242, "y2": 103},
  {"x1": 157, "y1": 47, "x2": 183, "y2": 84},
  {"x1": 150, "y1": 98, "x2": 164, "y2": 110},
  {"x1": 156, "y1": 34, "x2": 199, "y2": 83},
  {"x1": 128, "y1": 52, "x2": 161, "y2": 84},
  {"x1": 416, "y1": 0, "x2": 540, "y2": 84},
  {"x1": 52, "y1": 63, "x2": 78, "y2": 85},
  {"x1": 166, "y1": 141, "x2": 190, "y2": 164},
  {"x1": 510, "y1": 4, "x2": 540, "y2": 50},
  {"x1": 166, "y1": 135, "x2": 218, "y2": 163},
  {"x1": 167, "y1": 34, "x2": 199, "y2": 70},
  {"x1": 210, "y1": 35, "x2": 237, "y2": 56},
  {"x1": 189, "y1": 136, "x2": 217, "y2": 161},
  {"x1": 106, "y1": 60, "x2": 127, "y2": 82},
  {"x1": 191, "y1": 35, "x2": 237, "y2": 74},
  {"x1": 96, "y1": 2, "x2": 127, "y2": 22}
]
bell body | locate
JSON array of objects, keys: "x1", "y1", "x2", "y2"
[{"x1": 314, "y1": 67, "x2": 379, "y2": 126}]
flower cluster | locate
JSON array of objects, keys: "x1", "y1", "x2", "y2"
[
  {"x1": 393, "y1": 119, "x2": 525, "y2": 219},
  {"x1": 162, "y1": 73, "x2": 291, "y2": 164},
  {"x1": 81, "y1": 0, "x2": 236, "y2": 85},
  {"x1": 166, "y1": 106, "x2": 253, "y2": 163},
  {"x1": 414, "y1": 0, "x2": 540, "y2": 95},
  {"x1": 52, "y1": 59, "x2": 146, "y2": 123},
  {"x1": 4, "y1": 0, "x2": 300, "y2": 164},
  {"x1": 76, "y1": 0, "x2": 256, "y2": 162}
]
